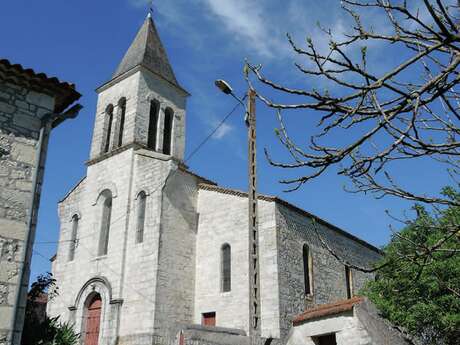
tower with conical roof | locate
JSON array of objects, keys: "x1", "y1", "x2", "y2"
[
  {"x1": 89, "y1": 13, "x2": 189, "y2": 163},
  {"x1": 48, "y1": 14, "x2": 199, "y2": 345}
]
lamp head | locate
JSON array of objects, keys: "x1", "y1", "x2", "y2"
[{"x1": 215, "y1": 79, "x2": 233, "y2": 95}]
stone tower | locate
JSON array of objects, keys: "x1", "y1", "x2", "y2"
[
  {"x1": 89, "y1": 13, "x2": 189, "y2": 162},
  {"x1": 48, "y1": 14, "x2": 199, "y2": 345}
]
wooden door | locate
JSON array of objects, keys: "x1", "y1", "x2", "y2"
[
  {"x1": 202, "y1": 312, "x2": 216, "y2": 326},
  {"x1": 84, "y1": 295, "x2": 102, "y2": 345}
]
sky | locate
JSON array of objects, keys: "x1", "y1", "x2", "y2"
[{"x1": 1, "y1": 0, "x2": 451, "y2": 283}]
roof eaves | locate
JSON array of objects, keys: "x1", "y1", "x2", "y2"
[
  {"x1": 198, "y1": 183, "x2": 382, "y2": 254},
  {"x1": 274, "y1": 198, "x2": 383, "y2": 254},
  {"x1": 59, "y1": 176, "x2": 86, "y2": 204},
  {"x1": 293, "y1": 297, "x2": 364, "y2": 325},
  {"x1": 0, "y1": 59, "x2": 81, "y2": 113}
]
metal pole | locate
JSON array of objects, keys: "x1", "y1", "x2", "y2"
[{"x1": 247, "y1": 89, "x2": 260, "y2": 342}]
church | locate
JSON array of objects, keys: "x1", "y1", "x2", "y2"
[{"x1": 47, "y1": 14, "x2": 381, "y2": 345}]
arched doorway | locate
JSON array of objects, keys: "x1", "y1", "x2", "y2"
[{"x1": 84, "y1": 294, "x2": 102, "y2": 345}]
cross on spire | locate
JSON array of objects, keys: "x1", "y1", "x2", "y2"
[{"x1": 149, "y1": 0, "x2": 154, "y2": 17}]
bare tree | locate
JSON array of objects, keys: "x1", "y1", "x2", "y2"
[{"x1": 245, "y1": 0, "x2": 460, "y2": 269}]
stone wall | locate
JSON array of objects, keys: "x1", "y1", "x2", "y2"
[
  {"x1": 275, "y1": 203, "x2": 381, "y2": 339},
  {"x1": 153, "y1": 169, "x2": 198, "y2": 337},
  {"x1": 0, "y1": 80, "x2": 55, "y2": 345},
  {"x1": 194, "y1": 189, "x2": 279, "y2": 338}
]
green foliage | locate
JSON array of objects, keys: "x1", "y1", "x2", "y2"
[
  {"x1": 362, "y1": 189, "x2": 460, "y2": 345},
  {"x1": 22, "y1": 273, "x2": 79, "y2": 345}
]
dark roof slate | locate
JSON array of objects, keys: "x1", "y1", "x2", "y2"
[{"x1": 112, "y1": 14, "x2": 181, "y2": 90}]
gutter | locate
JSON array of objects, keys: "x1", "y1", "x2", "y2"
[{"x1": 10, "y1": 103, "x2": 83, "y2": 345}]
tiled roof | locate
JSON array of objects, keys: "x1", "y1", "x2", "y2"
[
  {"x1": 0, "y1": 58, "x2": 81, "y2": 113},
  {"x1": 293, "y1": 297, "x2": 364, "y2": 325}
]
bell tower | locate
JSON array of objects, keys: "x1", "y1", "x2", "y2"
[{"x1": 88, "y1": 13, "x2": 189, "y2": 163}]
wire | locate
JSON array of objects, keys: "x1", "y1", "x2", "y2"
[{"x1": 33, "y1": 100, "x2": 243, "y2": 249}]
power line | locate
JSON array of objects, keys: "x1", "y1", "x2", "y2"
[{"x1": 33, "y1": 100, "x2": 242, "y2": 249}]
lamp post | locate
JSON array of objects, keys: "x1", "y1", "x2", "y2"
[{"x1": 215, "y1": 80, "x2": 260, "y2": 342}]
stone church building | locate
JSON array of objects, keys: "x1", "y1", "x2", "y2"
[{"x1": 47, "y1": 14, "x2": 381, "y2": 345}]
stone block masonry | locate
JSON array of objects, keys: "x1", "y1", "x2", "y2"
[
  {"x1": 0, "y1": 80, "x2": 55, "y2": 345},
  {"x1": 0, "y1": 59, "x2": 80, "y2": 345}
]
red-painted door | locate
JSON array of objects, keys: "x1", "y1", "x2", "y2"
[
  {"x1": 202, "y1": 312, "x2": 216, "y2": 326},
  {"x1": 85, "y1": 295, "x2": 102, "y2": 345}
]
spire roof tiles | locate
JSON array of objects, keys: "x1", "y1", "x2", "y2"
[{"x1": 112, "y1": 14, "x2": 183, "y2": 91}]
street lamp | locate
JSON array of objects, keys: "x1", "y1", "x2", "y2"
[
  {"x1": 214, "y1": 79, "x2": 250, "y2": 125},
  {"x1": 215, "y1": 79, "x2": 260, "y2": 339}
]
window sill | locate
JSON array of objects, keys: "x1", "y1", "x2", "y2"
[
  {"x1": 92, "y1": 255, "x2": 107, "y2": 261},
  {"x1": 305, "y1": 294, "x2": 314, "y2": 301}
]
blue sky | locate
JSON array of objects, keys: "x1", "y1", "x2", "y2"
[{"x1": 1, "y1": 0, "x2": 450, "y2": 283}]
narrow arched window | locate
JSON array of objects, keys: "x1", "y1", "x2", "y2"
[
  {"x1": 117, "y1": 98, "x2": 126, "y2": 148},
  {"x1": 221, "y1": 243, "x2": 231, "y2": 292},
  {"x1": 98, "y1": 190, "x2": 113, "y2": 256},
  {"x1": 345, "y1": 265, "x2": 353, "y2": 299},
  {"x1": 303, "y1": 244, "x2": 313, "y2": 295},
  {"x1": 163, "y1": 108, "x2": 173, "y2": 155},
  {"x1": 103, "y1": 105, "x2": 114, "y2": 153},
  {"x1": 136, "y1": 191, "x2": 147, "y2": 243},
  {"x1": 68, "y1": 214, "x2": 79, "y2": 261},
  {"x1": 148, "y1": 100, "x2": 159, "y2": 150}
]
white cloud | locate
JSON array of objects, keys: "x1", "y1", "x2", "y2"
[
  {"x1": 213, "y1": 122, "x2": 234, "y2": 140},
  {"x1": 199, "y1": 0, "x2": 288, "y2": 58},
  {"x1": 128, "y1": 0, "x2": 151, "y2": 9}
]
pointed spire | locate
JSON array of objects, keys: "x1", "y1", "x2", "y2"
[{"x1": 112, "y1": 14, "x2": 182, "y2": 90}]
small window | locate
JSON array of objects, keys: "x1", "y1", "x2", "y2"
[
  {"x1": 136, "y1": 191, "x2": 147, "y2": 243},
  {"x1": 103, "y1": 105, "x2": 114, "y2": 153},
  {"x1": 148, "y1": 100, "x2": 159, "y2": 150},
  {"x1": 117, "y1": 98, "x2": 126, "y2": 148},
  {"x1": 221, "y1": 244, "x2": 231, "y2": 292},
  {"x1": 68, "y1": 215, "x2": 79, "y2": 261},
  {"x1": 163, "y1": 108, "x2": 173, "y2": 155},
  {"x1": 202, "y1": 312, "x2": 216, "y2": 326},
  {"x1": 98, "y1": 190, "x2": 113, "y2": 256},
  {"x1": 303, "y1": 244, "x2": 313, "y2": 295},
  {"x1": 345, "y1": 265, "x2": 353, "y2": 299},
  {"x1": 312, "y1": 334, "x2": 337, "y2": 345}
]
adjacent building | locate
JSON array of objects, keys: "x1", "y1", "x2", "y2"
[
  {"x1": 47, "y1": 13, "x2": 381, "y2": 345},
  {"x1": 288, "y1": 297, "x2": 415, "y2": 345},
  {"x1": 0, "y1": 59, "x2": 81, "y2": 345}
]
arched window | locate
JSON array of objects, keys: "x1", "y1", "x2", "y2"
[
  {"x1": 303, "y1": 244, "x2": 313, "y2": 295},
  {"x1": 68, "y1": 214, "x2": 79, "y2": 261},
  {"x1": 163, "y1": 107, "x2": 173, "y2": 155},
  {"x1": 98, "y1": 190, "x2": 113, "y2": 256},
  {"x1": 345, "y1": 265, "x2": 353, "y2": 299},
  {"x1": 103, "y1": 105, "x2": 114, "y2": 153},
  {"x1": 148, "y1": 100, "x2": 160, "y2": 150},
  {"x1": 117, "y1": 98, "x2": 126, "y2": 148},
  {"x1": 136, "y1": 191, "x2": 147, "y2": 243},
  {"x1": 221, "y1": 243, "x2": 231, "y2": 292}
]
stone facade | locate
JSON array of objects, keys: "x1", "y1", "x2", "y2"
[
  {"x1": 48, "y1": 14, "x2": 382, "y2": 345},
  {"x1": 0, "y1": 59, "x2": 80, "y2": 345}
]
